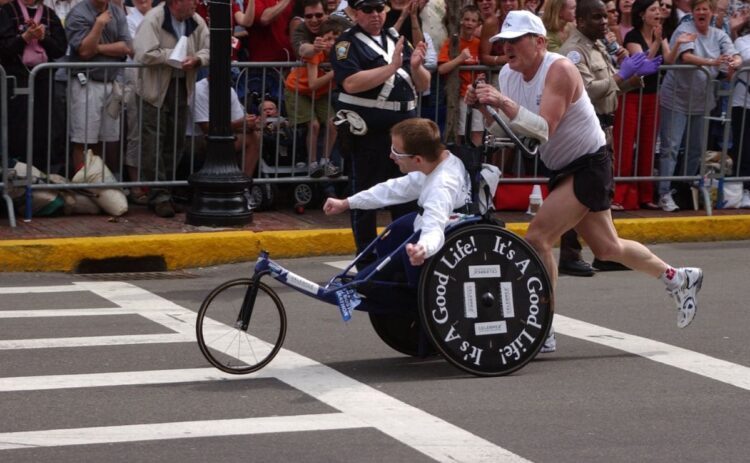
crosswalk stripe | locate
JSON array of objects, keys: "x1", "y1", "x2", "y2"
[
  {"x1": 0, "y1": 308, "x2": 137, "y2": 318},
  {"x1": 0, "y1": 413, "x2": 364, "y2": 450},
  {"x1": 0, "y1": 282, "x2": 532, "y2": 463},
  {"x1": 555, "y1": 315, "x2": 750, "y2": 391},
  {"x1": 324, "y1": 261, "x2": 750, "y2": 392},
  {"x1": 0, "y1": 333, "x2": 191, "y2": 350}
]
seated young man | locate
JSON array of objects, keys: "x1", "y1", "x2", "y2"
[{"x1": 323, "y1": 118, "x2": 472, "y2": 281}]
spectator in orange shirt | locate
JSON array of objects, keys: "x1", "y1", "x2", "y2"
[
  {"x1": 438, "y1": 4, "x2": 483, "y2": 146},
  {"x1": 284, "y1": 18, "x2": 343, "y2": 178}
]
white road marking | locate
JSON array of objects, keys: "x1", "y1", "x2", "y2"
[
  {"x1": 0, "y1": 308, "x2": 137, "y2": 318},
  {"x1": 0, "y1": 282, "x2": 531, "y2": 463},
  {"x1": 0, "y1": 285, "x2": 84, "y2": 294},
  {"x1": 325, "y1": 260, "x2": 750, "y2": 391},
  {"x1": 326, "y1": 260, "x2": 352, "y2": 270},
  {"x1": 0, "y1": 414, "x2": 364, "y2": 450},
  {"x1": 0, "y1": 333, "x2": 190, "y2": 350},
  {"x1": 555, "y1": 315, "x2": 750, "y2": 391}
]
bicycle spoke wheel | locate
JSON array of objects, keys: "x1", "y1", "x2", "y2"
[{"x1": 196, "y1": 278, "x2": 287, "y2": 374}]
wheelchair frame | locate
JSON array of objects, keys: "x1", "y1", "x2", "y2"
[{"x1": 195, "y1": 110, "x2": 554, "y2": 377}]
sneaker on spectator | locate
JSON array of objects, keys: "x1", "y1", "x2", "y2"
[
  {"x1": 539, "y1": 326, "x2": 556, "y2": 353},
  {"x1": 668, "y1": 267, "x2": 703, "y2": 328},
  {"x1": 309, "y1": 161, "x2": 325, "y2": 178},
  {"x1": 741, "y1": 189, "x2": 750, "y2": 209},
  {"x1": 295, "y1": 161, "x2": 307, "y2": 169},
  {"x1": 151, "y1": 200, "x2": 175, "y2": 218},
  {"x1": 658, "y1": 191, "x2": 680, "y2": 212},
  {"x1": 324, "y1": 163, "x2": 341, "y2": 178}
]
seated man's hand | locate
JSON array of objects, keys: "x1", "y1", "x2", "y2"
[
  {"x1": 323, "y1": 198, "x2": 349, "y2": 215},
  {"x1": 405, "y1": 243, "x2": 426, "y2": 266}
]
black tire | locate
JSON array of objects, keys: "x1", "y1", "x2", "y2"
[
  {"x1": 196, "y1": 278, "x2": 287, "y2": 374},
  {"x1": 369, "y1": 311, "x2": 438, "y2": 357},
  {"x1": 418, "y1": 224, "x2": 553, "y2": 377},
  {"x1": 294, "y1": 183, "x2": 314, "y2": 206}
]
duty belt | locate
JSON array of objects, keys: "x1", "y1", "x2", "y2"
[{"x1": 338, "y1": 93, "x2": 416, "y2": 112}]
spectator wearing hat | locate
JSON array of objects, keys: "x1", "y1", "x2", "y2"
[{"x1": 330, "y1": 0, "x2": 430, "y2": 268}]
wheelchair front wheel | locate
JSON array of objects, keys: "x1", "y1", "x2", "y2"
[
  {"x1": 196, "y1": 278, "x2": 287, "y2": 374},
  {"x1": 418, "y1": 224, "x2": 553, "y2": 377}
]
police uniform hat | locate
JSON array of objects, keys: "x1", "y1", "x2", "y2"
[{"x1": 350, "y1": 0, "x2": 386, "y2": 9}]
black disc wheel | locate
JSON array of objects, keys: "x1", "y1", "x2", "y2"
[
  {"x1": 196, "y1": 279, "x2": 287, "y2": 374},
  {"x1": 418, "y1": 224, "x2": 553, "y2": 377},
  {"x1": 369, "y1": 311, "x2": 438, "y2": 357}
]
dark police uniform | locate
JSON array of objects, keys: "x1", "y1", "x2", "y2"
[{"x1": 331, "y1": 20, "x2": 420, "y2": 263}]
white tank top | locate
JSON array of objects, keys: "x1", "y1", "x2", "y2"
[{"x1": 499, "y1": 52, "x2": 606, "y2": 171}]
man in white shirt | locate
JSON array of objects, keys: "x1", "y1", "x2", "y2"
[
  {"x1": 323, "y1": 117, "x2": 470, "y2": 270},
  {"x1": 465, "y1": 10, "x2": 704, "y2": 352}
]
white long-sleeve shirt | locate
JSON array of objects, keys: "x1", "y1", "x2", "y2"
[{"x1": 347, "y1": 153, "x2": 471, "y2": 258}]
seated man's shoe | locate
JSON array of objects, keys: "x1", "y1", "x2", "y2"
[
  {"x1": 558, "y1": 258, "x2": 595, "y2": 277},
  {"x1": 592, "y1": 258, "x2": 630, "y2": 271}
]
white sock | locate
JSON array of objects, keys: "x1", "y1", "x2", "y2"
[{"x1": 660, "y1": 266, "x2": 683, "y2": 291}]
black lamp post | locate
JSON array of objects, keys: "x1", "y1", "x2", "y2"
[{"x1": 186, "y1": 0, "x2": 253, "y2": 226}]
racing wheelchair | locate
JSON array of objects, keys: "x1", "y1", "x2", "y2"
[{"x1": 196, "y1": 112, "x2": 553, "y2": 377}]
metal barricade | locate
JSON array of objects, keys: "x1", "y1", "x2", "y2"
[
  {"x1": 713, "y1": 66, "x2": 750, "y2": 209},
  {"x1": 9, "y1": 59, "x2": 734, "y2": 223},
  {"x1": 0, "y1": 65, "x2": 15, "y2": 227}
]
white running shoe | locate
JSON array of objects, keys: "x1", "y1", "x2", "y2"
[
  {"x1": 658, "y1": 192, "x2": 680, "y2": 212},
  {"x1": 539, "y1": 326, "x2": 556, "y2": 353},
  {"x1": 669, "y1": 267, "x2": 703, "y2": 329},
  {"x1": 740, "y1": 189, "x2": 750, "y2": 209}
]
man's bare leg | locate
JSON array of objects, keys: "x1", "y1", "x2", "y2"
[{"x1": 524, "y1": 176, "x2": 589, "y2": 291}]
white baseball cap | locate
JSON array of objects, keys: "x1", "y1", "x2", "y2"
[{"x1": 489, "y1": 11, "x2": 547, "y2": 42}]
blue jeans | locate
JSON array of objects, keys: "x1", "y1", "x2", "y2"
[{"x1": 658, "y1": 106, "x2": 705, "y2": 196}]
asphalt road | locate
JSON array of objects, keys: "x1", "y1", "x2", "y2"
[{"x1": 1, "y1": 240, "x2": 749, "y2": 463}]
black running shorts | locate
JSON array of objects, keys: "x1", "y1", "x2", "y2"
[{"x1": 547, "y1": 147, "x2": 614, "y2": 212}]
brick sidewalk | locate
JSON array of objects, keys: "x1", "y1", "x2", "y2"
[{"x1": 1, "y1": 201, "x2": 748, "y2": 241}]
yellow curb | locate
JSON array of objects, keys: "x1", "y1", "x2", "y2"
[{"x1": 1, "y1": 216, "x2": 749, "y2": 272}]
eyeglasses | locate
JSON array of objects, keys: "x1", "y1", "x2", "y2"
[
  {"x1": 360, "y1": 5, "x2": 385, "y2": 13},
  {"x1": 304, "y1": 12, "x2": 325, "y2": 19},
  {"x1": 390, "y1": 144, "x2": 415, "y2": 159},
  {"x1": 660, "y1": 2, "x2": 672, "y2": 9}
]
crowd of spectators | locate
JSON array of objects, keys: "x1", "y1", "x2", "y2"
[{"x1": 3, "y1": 0, "x2": 750, "y2": 219}]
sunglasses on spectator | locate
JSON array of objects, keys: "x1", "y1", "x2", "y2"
[
  {"x1": 390, "y1": 144, "x2": 416, "y2": 159},
  {"x1": 304, "y1": 12, "x2": 325, "y2": 19},
  {"x1": 660, "y1": 2, "x2": 672, "y2": 8},
  {"x1": 360, "y1": 5, "x2": 385, "y2": 13}
]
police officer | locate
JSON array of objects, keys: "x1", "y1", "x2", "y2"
[
  {"x1": 559, "y1": 0, "x2": 645, "y2": 137},
  {"x1": 558, "y1": 0, "x2": 660, "y2": 273},
  {"x1": 330, "y1": 0, "x2": 431, "y2": 267}
]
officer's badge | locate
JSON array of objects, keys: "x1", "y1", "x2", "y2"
[
  {"x1": 566, "y1": 50, "x2": 581, "y2": 64},
  {"x1": 335, "y1": 41, "x2": 350, "y2": 60}
]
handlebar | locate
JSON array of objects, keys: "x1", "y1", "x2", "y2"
[
  {"x1": 484, "y1": 105, "x2": 540, "y2": 158},
  {"x1": 472, "y1": 78, "x2": 540, "y2": 158}
]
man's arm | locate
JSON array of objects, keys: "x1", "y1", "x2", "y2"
[
  {"x1": 258, "y1": 0, "x2": 290, "y2": 26},
  {"x1": 538, "y1": 59, "x2": 580, "y2": 137},
  {"x1": 409, "y1": 40, "x2": 430, "y2": 92},
  {"x1": 77, "y1": 10, "x2": 110, "y2": 59},
  {"x1": 341, "y1": 36, "x2": 407, "y2": 94}
]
